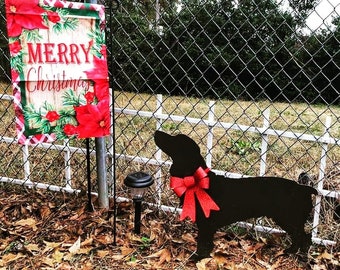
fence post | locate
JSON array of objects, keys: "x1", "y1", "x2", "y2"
[
  {"x1": 259, "y1": 108, "x2": 270, "y2": 176},
  {"x1": 312, "y1": 116, "x2": 332, "y2": 239},
  {"x1": 85, "y1": 0, "x2": 109, "y2": 209},
  {"x1": 155, "y1": 94, "x2": 163, "y2": 206},
  {"x1": 64, "y1": 139, "x2": 72, "y2": 190},
  {"x1": 206, "y1": 101, "x2": 215, "y2": 168},
  {"x1": 23, "y1": 144, "x2": 31, "y2": 185}
]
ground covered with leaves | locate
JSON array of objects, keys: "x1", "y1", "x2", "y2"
[{"x1": 0, "y1": 187, "x2": 339, "y2": 269}]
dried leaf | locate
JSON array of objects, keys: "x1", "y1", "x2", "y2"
[
  {"x1": 196, "y1": 258, "x2": 216, "y2": 270},
  {"x1": 213, "y1": 254, "x2": 228, "y2": 266},
  {"x1": 55, "y1": 262, "x2": 72, "y2": 270},
  {"x1": 40, "y1": 205, "x2": 51, "y2": 220},
  {"x1": 129, "y1": 233, "x2": 143, "y2": 242},
  {"x1": 26, "y1": 243, "x2": 40, "y2": 253},
  {"x1": 82, "y1": 261, "x2": 93, "y2": 270},
  {"x1": 171, "y1": 238, "x2": 184, "y2": 244},
  {"x1": 318, "y1": 251, "x2": 333, "y2": 260},
  {"x1": 157, "y1": 248, "x2": 171, "y2": 265},
  {"x1": 256, "y1": 259, "x2": 272, "y2": 269},
  {"x1": 81, "y1": 237, "x2": 93, "y2": 247},
  {"x1": 311, "y1": 264, "x2": 328, "y2": 270},
  {"x1": 120, "y1": 246, "x2": 135, "y2": 256},
  {"x1": 229, "y1": 240, "x2": 240, "y2": 247},
  {"x1": 147, "y1": 248, "x2": 171, "y2": 265},
  {"x1": 111, "y1": 254, "x2": 125, "y2": 260},
  {"x1": 1, "y1": 253, "x2": 25, "y2": 264},
  {"x1": 53, "y1": 249, "x2": 64, "y2": 263},
  {"x1": 77, "y1": 247, "x2": 92, "y2": 255},
  {"x1": 240, "y1": 240, "x2": 263, "y2": 255},
  {"x1": 269, "y1": 256, "x2": 284, "y2": 269},
  {"x1": 42, "y1": 257, "x2": 55, "y2": 267},
  {"x1": 42, "y1": 241, "x2": 62, "y2": 254},
  {"x1": 97, "y1": 250, "x2": 111, "y2": 258},
  {"x1": 69, "y1": 236, "x2": 81, "y2": 254},
  {"x1": 181, "y1": 233, "x2": 196, "y2": 244},
  {"x1": 96, "y1": 234, "x2": 115, "y2": 245},
  {"x1": 69, "y1": 205, "x2": 86, "y2": 221},
  {"x1": 14, "y1": 218, "x2": 38, "y2": 231}
]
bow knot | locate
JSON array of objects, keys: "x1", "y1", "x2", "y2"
[
  {"x1": 183, "y1": 176, "x2": 195, "y2": 188},
  {"x1": 170, "y1": 167, "x2": 220, "y2": 222}
]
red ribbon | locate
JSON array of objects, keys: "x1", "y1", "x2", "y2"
[{"x1": 170, "y1": 167, "x2": 220, "y2": 222}]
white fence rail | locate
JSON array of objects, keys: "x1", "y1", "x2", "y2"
[{"x1": 1, "y1": 93, "x2": 339, "y2": 246}]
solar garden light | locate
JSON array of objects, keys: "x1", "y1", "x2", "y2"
[{"x1": 124, "y1": 172, "x2": 153, "y2": 234}]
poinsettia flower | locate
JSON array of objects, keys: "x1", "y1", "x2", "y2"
[
  {"x1": 84, "y1": 48, "x2": 109, "y2": 101},
  {"x1": 74, "y1": 100, "x2": 110, "y2": 138},
  {"x1": 6, "y1": 0, "x2": 49, "y2": 37},
  {"x1": 84, "y1": 91, "x2": 95, "y2": 104},
  {"x1": 9, "y1": 40, "x2": 21, "y2": 56},
  {"x1": 64, "y1": 124, "x2": 78, "y2": 136},
  {"x1": 45, "y1": 111, "x2": 60, "y2": 122},
  {"x1": 47, "y1": 11, "x2": 61, "y2": 24}
]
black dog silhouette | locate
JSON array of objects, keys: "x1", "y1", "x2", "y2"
[{"x1": 154, "y1": 130, "x2": 317, "y2": 260}]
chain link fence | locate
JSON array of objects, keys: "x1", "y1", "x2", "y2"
[{"x1": 1, "y1": 0, "x2": 339, "y2": 249}]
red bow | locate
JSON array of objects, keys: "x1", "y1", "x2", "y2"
[{"x1": 170, "y1": 167, "x2": 220, "y2": 222}]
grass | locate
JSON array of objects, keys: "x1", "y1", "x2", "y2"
[
  {"x1": 1, "y1": 83, "x2": 340, "y2": 246},
  {"x1": 114, "y1": 91, "x2": 340, "y2": 179}
]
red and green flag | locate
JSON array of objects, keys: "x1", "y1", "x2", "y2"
[{"x1": 5, "y1": 0, "x2": 111, "y2": 144}]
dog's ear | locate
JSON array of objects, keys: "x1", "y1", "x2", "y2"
[{"x1": 172, "y1": 134, "x2": 201, "y2": 157}]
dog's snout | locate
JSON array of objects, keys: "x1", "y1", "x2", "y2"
[
  {"x1": 154, "y1": 130, "x2": 174, "y2": 155},
  {"x1": 154, "y1": 130, "x2": 173, "y2": 146},
  {"x1": 154, "y1": 130, "x2": 164, "y2": 141}
]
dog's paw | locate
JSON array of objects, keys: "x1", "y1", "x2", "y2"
[
  {"x1": 282, "y1": 247, "x2": 310, "y2": 263},
  {"x1": 190, "y1": 253, "x2": 202, "y2": 262},
  {"x1": 284, "y1": 245, "x2": 298, "y2": 254},
  {"x1": 284, "y1": 245, "x2": 307, "y2": 255},
  {"x1": 284, "y1": 243, "x2": 311, "y2": 255},
  {"x1": 190, "y1": 252, "x2": 211, "y2": 262}
]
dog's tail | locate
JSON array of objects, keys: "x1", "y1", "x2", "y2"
[
  {"x1": 307, "y1": 185, "x2": 318, "y2": 195},
  {"x1": 298, "y1": 172, "x2": 313, "y2": 186},
  {"x1": 298, "y1": 172, "x2": 318, "y2": 196}
]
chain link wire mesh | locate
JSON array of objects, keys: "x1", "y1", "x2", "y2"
[{"x1": 1, "y1": 0, "x2": 339, "y2": 249}]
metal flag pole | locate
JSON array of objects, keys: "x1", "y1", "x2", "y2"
[
  {"x1": 106, "y1": 0, "x2": 120, "y2": 245},
  {"x1": 85, "y1": 0, "x2": 109, "y2": 210}
]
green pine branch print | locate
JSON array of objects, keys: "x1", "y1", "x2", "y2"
[
  {"x1": 53, "y1": 17, "x2": 79, "y2": 34},
  {"x1": 23, "y1": 90, "x2": 86, "y2": 137},
  {"x1": 58, "y1": 107, "x2": 77, "y2": 126},
  {"x1": 88, "y1": 29, "x2": 106, "y2": 57},
  {"x1": 62, "y1": 89, "x2": 85, "y2": 106},
  {"x1": 24, "y1": 102, "x2": 51, "y2": 133},
  {"x1": 41, "y1": 101, "x2": 55, "y2": 112},
  {"x1": 41, "y1": 5, "x2": 79, "y2": 35},
  {"x1": 10, "y1": 52, "x2": 25, "y2": 74},
  {"x1": 22, "y1": 29, "x2": 43, "y2": 42},
  {"x1": 25, "y1": 103, "x2": 43, "y2": 125}
]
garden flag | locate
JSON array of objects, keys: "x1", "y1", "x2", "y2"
[{"x1": 5, "y1": 0, "x2": 110, "y2": 144}]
